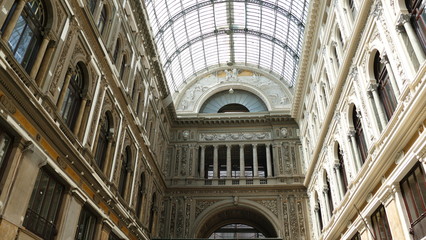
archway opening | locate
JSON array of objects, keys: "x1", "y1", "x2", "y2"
[
  {"x1": 218, "y1": 104, "x2": 250, "y2": 113},
  {"x1": 209, "y1": 223, "x2": 266, "y2": 239},
  {"x1": 197, "y1": 206, "x2": 277, "y2": 239}
]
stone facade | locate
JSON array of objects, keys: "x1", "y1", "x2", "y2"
[{"x1": 0, "y1": 0, "x2": 424, "y2": 239}]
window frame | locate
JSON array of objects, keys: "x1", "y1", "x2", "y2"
[
  {"x1": 2, "y1": 0, "x2": 45, "y2": 71},
  {"x1": 97, "y1": 5, "x2": 107, "y2": 35},
  {"x1": 94, "y1": 113, "x2": 110, "y2": 170},
  {"x1": 400, "y1": 163, "x2": 426, "y2": 239},
  {"x1": 371, "y1": 204, "x2": 393, "y2": 240},
  {"x1": 406, "y1": 0, "x2": 426, "y2": 52},
  {"x1": 76, "y1": 206, "x2": 98, "y2": 240},
  {"x1": 352, "y1": 107, "x2": 368, "y2": 164},
  {"x1": 374, "y1": 53, "x2": 397, "y2": 121},
  {"x1": 23, "y1": 168, "x2": 65, "y2": 240},
  {"x1": 61, "y1": 65, "x2": 84, "y2": 130},
  {"x1": 118, "y1": 146, "x2": 130, "y2": 198},
  {"x1": 337, "y1": 144, "x2": 348, "y2": 194}
]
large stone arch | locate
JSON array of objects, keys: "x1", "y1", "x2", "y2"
[{"x1": 192, "y1": 199, "x2": 280, "y2": 238}]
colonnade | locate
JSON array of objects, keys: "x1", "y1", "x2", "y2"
[{"x1": 199, "y1": 143, "x2": 273, "y2": 179}]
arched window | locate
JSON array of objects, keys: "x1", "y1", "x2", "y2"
[
  {"x1": 97, "y1": 5, "x2": 107, "y2": 34},
  {"x1": 2, "y1": 0, "x2": 46, "y2": 71},
  {"x1": 374, "y1": 52, "x2": 397, "y2": 121},
  {"x1": 88, "y1": 0, "x2": 97, "y2": 14},
  {"x1": 406, "y1": 0, "x2": 426, "y2": 52},
  {"x1": 352, "y1": 106, "x2": 368, "y2": 164},
  {"x1": 149, "y1": 193, "x2": 157, "y2": 233},
  {"x1": 325, "y1": 173, "x2": 334, "y2": 216},
  {"x1": 135, "y1": 173, "x2": 145, "y2": 218},
  {"x1": 348, "y1": 0, "x2": 357, "y2": 19},
  {"x1": 0, "y1": 129, "x2": 13, "y2": 190},
  {"x1": 321, "y1": 83, "x2": 328, "y2": 105},
  {"x1": 337, "y1": 28, "x2": 344, "y2": 48},
  {"x1": 337, "y1": 144, "x2": 348, "y2": 194},
  {"x1": 371, "y1": 205, "x2": 392, "y2": 239},
  {"x1": 61, "y1": 64, "x2": 84, "y2": 130},
  {"x1": 120, "y1": 54, "x2": 127, "y2": 80},
  {"x1": 94, "y1": 112, "x2": 111, "y2": 170},
  {"x1": 118, "y1": 146, "x2": 130, "y2": 198},
  {"x1": 333, "y1": 45, "x2": 340, "y2": 66},
  {"x1": 113, "y1": 39, "x2": 120, "y2": 64},
  {"x1": 315, "y1": 194, "x2": 324, "y2": 232}
]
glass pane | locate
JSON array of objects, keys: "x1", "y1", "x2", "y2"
[
  {"x1": 8, "y1": 16, "x2": 27, "y2": 52},
  {"x1": 0, "y1": 132, "x2": 11, "y2": 168},
  {"x1": 145, "y1": 0, "x2": 309, "y2": 91}
]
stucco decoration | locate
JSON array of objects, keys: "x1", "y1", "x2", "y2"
[{"x1": 175, "y1": 69, "x2": 292, "y2": 114}]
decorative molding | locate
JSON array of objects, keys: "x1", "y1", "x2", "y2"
[{"x1": 199, "y1": 132, "x2": 272, "y2": 142}]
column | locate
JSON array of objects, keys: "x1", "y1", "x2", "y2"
[
  {"x1": 333, "y1": 164, "x2": 345, "y2": 200},
  {"x1": 239, "y1": 144, "x2": 245, "y2": 177},
  {"x1": 1, "y1": 0, "x2": 27, "y2": 42},
  {"x1": 102, "y1": 138, "x2": 113, "y2": 174},
  {"x1": 314, "y1": 205, "x2": 322, "y2": 236},
  {"x1": 366, "y1": 90, "x2": 382, "y2": 136},
  {"x1": 369, "y1": 84, "x2": 388, "y2": 128},
  {"x1": 78, "y1": 100, "x2": 91, "y2": 140},
  {"x1": 200, "y1": 146, "x2": 205, "y2": 178},
  {"x1": 348, "y1": 131, "x2": 362, "y2": 171},
  {"x1": 36, "y1": 40, "x2": 57, "y2": 86},
  {"x1": 73, "y1": 98, "x2": 87, "y2": 136},
  {"x1": 266, "y1": 144, "x2": 272, "y2": 177},
  {"x1": 226, "y1": 144, "x2": 231, "y2": 177},
  {"x1": 29, "y1": 34, "x2": 50, "y2": 79},
  {"x1": 331, "y1": 54, "x2": 339, "y2": 78},
  {"x1": 2, "y1": 141, "x2": 46, "y2": 229},
  {"x1": 323, "y1": 189, "x2": 332, "y2": 221},
  {"x1": 380, "y1": 55, "x2": 401, "y2": 98},
  {"x1": 382, "y1": 187, "x2": 409, "y2": 240},
  {"x1": 56, "y1": 69, "x2": 73, "y2": 110},
  {"x1": 55, "y1": 190, "x2": 84, "y2": 240},
  {"x1": 397, "y1": 14, "x2": 426, "y2": 63},
  {"x1": 213, "y1": 145, "x2": 218, "y2": 178},
  {"x1": 252, "y1": 144, "x2": 258, "y2": 177}
]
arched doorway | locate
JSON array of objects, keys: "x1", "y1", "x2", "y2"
[{"x1": 196, "y1": 206, "x2": 278, "y2": 238}]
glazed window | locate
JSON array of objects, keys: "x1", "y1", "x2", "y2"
[
  {"x1": 337, "y1": 144, "x2": 348, "y2": 194},
  {"x1": 23, "y1": 168, "x2": 64, "y2": 240},
  {"x1": 60, "y1": 64, "x2": 84, "y2": 130},
  {"x1": 118, "y1": 146, "x2": 130, "y2": 198},
  {"x1": 76, "y1": 207, "x2": 97, "y2": 240},
  {"x1": 97, "y1": 5, "x2": 107, "y2": 34},
  {"x1": 352, "y1": 106, "x2": 367, "y2": 164},
  {"x1": 0, "y1": 130, "x2": 13, "y2": 189},
  {"x1": 2, "y1": 0, "x2": 45, "y2": 71},
  {"x1": 371, "y1": 205, "x2": 392, "y2": 240},
  {"x1": 88, "y1": 0, "x2": 97, "y2": 14},
  {"x1": 135, "y1": 173, "x2": 145, "y2": 218},
  {"x1": 400, "y1": 163, "x2": 426, "y2": 240},
  {"x1": 325, "y1": 173, "x2": 334, "y2": 215},
  {"x1": 119, "y1": 55, "x2": 127, "y2": 80},
  {"x1": 113, "y1": 39, "x2": 120, "y2": 64},
  {"x1": 406, "y1": 0, "x2": 426, "y2": 52},
  {"x1": 351, "y1": 232, "x2": 361, "y2": 240},
  {"x1": 374, "y1": 52, "x2": 397, "y2": 121},
  {"x1": 108, "y1": 232, "x2": 121, "y2": 240},
  {"x1": 94, "y1": 113, "x2": 111, "y2": 170}
]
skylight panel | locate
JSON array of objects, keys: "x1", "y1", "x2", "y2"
[{"x1": 145, "y1": 0, "x2": 310, "y2": 92}]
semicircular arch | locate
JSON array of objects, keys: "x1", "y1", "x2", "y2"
[{"x1": 191, "y1": 199, "x2": 281, "y2": 238}]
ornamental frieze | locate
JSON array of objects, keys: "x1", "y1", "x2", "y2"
[{"x1": 199, "y1": 132, "x2": 271, "y2": 142}]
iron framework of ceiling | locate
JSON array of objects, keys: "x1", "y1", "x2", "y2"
[{"x1": 145, "y1": 0, "x2": 309, "y2": 92}]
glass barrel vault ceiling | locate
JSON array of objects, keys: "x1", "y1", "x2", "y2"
[{"x1": 145, "y1": 0, "x2": 309, "y2": 92}]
